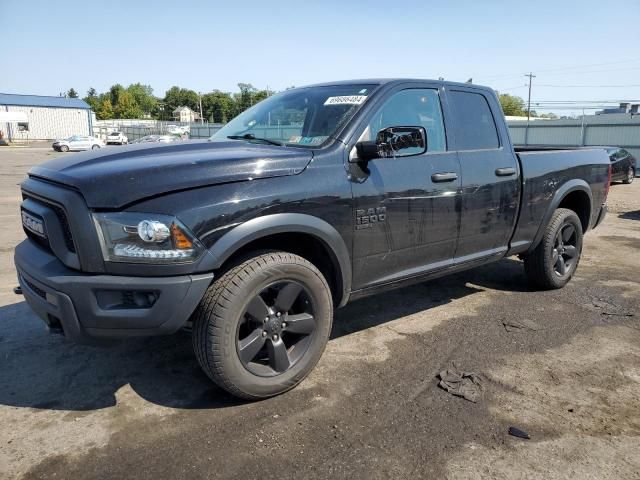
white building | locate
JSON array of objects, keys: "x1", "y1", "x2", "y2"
[
  {"x1": 172, "y1": 106, "x2": 199, "y2": 123},
  {"x1": 0, "y1": 93, "x2": 92, "y2": 141}
]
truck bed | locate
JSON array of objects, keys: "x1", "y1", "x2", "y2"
[{"x1": 509, "y1": 147, "x2": 610, "y2": 253}]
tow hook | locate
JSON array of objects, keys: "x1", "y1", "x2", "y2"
[{"x1": 13, "y1": 286, "x2": 22, "y2": 295}]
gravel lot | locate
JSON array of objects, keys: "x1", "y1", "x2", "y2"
[{"x1": 1, "y1": 146, "x2": 639, "y2": 479}]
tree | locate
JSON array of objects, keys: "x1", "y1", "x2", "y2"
[
  {"x1": 202, "y1": 91, "x2": 235, "y2": 123},
  {"x1": 83, "y1": 88, "x2": 100, "y2": 111},
  {"x1": 109, "y1": 84, "x2": 125, "y2": 107},
  {"x1": 114, "y1": 91, "x2": 142, "y2": 119},
  {"x1": 236, "y1": 83, "x2": 257, "y2": 114},
  {"x1": 163, "y1": 86, "x2": 199, "y2": 118},
  {"x1": 498, "y1": 93, "x2": 526, "y2": 116},
  {"x1": 67, "y1": 88, "x2": 79, "y2": 98},
  {"x1": 96, "y1": 98, "x2": 114, "y2": 120},
  {"x1": 127, "y1": 83, "x2": 157, "y2": 117}
]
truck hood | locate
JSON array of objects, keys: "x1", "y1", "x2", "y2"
[{"x1": 29, "y1": 140, "x2": 313, "y2": 209}]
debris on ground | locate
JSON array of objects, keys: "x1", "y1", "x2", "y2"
[
  {"x1": 501, "y1": 318, "x2": 540, "y2": 332},
  {"x1": 508, "y1": 426, "x2": 531, "y2": 439},
  {"x1": 438, "y1": 363, "x2": 483, "y2": 403}
]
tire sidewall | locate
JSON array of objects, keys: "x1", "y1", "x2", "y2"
[
  {"x1": 211, "y1": 257, "x2": 332, "y2": 398},
  {"x1": 544, "y1": 210, "x2": 583, "y2": 288}
]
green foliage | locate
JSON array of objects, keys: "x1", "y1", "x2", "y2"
[
  {"x1": 163, "y1": 86, "x2": 199, "y2": 115},
  {"x1": 127, "y1": 83, "x2": 157, "y2": 117},
  {"x1": 114, "y1": 91, "x2": 143, "y2": 119},
  {"x1": 109, "y1": 84, "x2": 125, "y2": 107},
  {"x1": 67, "y1": 88, "x2": 78, "y2": 98},
  {"x1": 83, "y1": 88, "x2": 100, "y2": 111},
  {"x1": 96, "y1": 98, "x2": 114, "y2": 120},
  {"x1": 498, "y1": 93, "x2": 526, "y2": 116},
  {"x1": 86, "y1": 82, "x2": 274, "y2": 122},
  {"x1": 202, "y1": 91, "x2": 235, "y2": 123}
]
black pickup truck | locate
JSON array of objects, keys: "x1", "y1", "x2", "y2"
[{"x1": 14, "y1": 79, "x2": 611, "y2": 399}]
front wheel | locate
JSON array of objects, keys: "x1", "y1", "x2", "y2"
[
  {"x1": 60, "y1": 145, "x2": 69, "y2": 152},
  {"x1": 623, "y1": 167, "x2": 635, "y2": 184},
  {"x1": 92, "y1": 145, "x2": 100, "y2": 150},
  {"x1": 523, "y1": 208, "x2": 583, "y2": 289},
  {"x1": 192, "y1": 252, "x2": 333, "y2": 399}
]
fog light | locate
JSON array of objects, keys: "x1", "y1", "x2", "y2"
[{"x1": 137, "y1": 220, "x2": 170, "y2": 243}]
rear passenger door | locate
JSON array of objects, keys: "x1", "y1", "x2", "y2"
[{"x1": 447, "y1": 89, "x2": 519, "y2": 260}]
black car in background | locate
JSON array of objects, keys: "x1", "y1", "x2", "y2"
[{"x1": 606, "y1": 147, "x2": 636, "y2": 184}]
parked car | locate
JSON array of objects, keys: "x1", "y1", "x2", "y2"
[
  {"x1": 106, "y1": 131, "x2": 128, "y2": 145},
  {"x1": 131, "y1": 134, "x2": 182, "y2": 144},
  {"x1": 606, "y1": 147, "x2": 636, "y2": 184},
  {"x1": 166, "y1": 124, "x2": 190, "y2": 135},
  {"x1": 52, "y1": 135, "x2": 103, "y2": 152},
  {"x1": 16, "y1": 79, "x2": 611, "y2": 400}
]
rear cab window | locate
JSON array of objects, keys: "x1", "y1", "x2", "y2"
[{"x1": 448, "y1": 90, "x2": 500, "y2": 151}]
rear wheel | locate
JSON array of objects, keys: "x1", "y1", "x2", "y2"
[
  {"x1": 524, "y1": 208, "x2": 583, "y2": 289},
  {"x1": 192, "y1": 251, "x2": 333, "y2": 399},
  {"x1": 623, "y1": 166, "x2": 635, "y2": 184},
  {"x1": 92, "y1": 145, "x2": 100, "y2": 150}
]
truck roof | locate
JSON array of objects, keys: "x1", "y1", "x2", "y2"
[{"x1": 304, "y1": 78, "x2": 494, "y2": 92}]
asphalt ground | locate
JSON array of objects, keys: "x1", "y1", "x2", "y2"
[{"x1": 1, "y1": 145, "x2": 638, "y2": 479}]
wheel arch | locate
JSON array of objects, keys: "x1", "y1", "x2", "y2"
[
  {"x1": 200, "y1": 213, "x2": 352, "y2": 307},
  {"x1": 528, "y1": 180, "x2": 592, "y2": 253}
]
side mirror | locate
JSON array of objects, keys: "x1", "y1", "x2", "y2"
[{"x1": 354, "y1": 126, "x2": 427, "y2": 162}]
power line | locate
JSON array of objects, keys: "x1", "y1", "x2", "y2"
[
  {"x1": 536, "y1": 84, "x2": 640, "y2": 88},
  {"x1": 479, "y1": 57, "x2": 640, "y2": 81}
]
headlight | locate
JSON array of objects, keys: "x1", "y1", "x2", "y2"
[{"x1": 92, "y1": 212, "x2": 205, "y2": 264}]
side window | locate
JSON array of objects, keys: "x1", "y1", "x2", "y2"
[
  {"x1": 449, "y1": 91, "x2": 500, "y2": 150},
  {"x1": 364, "y1": 89, "x2": 446, "y2": 153}
]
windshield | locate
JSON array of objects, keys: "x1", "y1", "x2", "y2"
[{"x1": 211, "y1": 84, "x2": 377, "y2": 148}]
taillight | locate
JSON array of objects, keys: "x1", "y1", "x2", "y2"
[{"x1": 603, "y1": 164, "x2": 612, "y2": 201}]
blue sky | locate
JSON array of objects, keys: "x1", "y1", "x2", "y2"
[{"x1": 2, "y1": 0, "x2": 639, "y2": 115}]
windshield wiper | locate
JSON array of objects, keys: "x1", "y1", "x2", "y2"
[{"x1": 227, "y1": 134, "x2": 284, "y2": 146}]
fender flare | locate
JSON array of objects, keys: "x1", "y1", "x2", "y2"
[
  {"x1": 199, "y1": 213, "x2": 352, "y2": 307},
  {"x1": 528, "y1": 179, "x2": 592, "y2": 253}
]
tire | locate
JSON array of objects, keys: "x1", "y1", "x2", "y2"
[
  {"x1": 623, "y1": 167, "x2": 635, "y2": 184},
  {"x1": 524, "y1": 208, "x2": 583, "y2": 290},
  {"x1": 192, "y1": 251, "x2": 333, "y2": 399},
  {"x1": 92, "y1": 145, "x2": 100, "y2": 150},
  {"x1": 60, "y1": 145, "x2": 69, "y2": 152}
]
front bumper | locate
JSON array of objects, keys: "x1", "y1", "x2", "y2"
[{"x1": 14, "y1": 240, "x2": 213, "y2": 344}]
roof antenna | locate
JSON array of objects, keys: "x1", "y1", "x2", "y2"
[{"x1": 466, "y1": 78, "x2": 473, "y2": 84}]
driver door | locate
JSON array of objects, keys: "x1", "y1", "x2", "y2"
[{"x1": 349, "y1": 86, "x2": 462, "y2": 290}]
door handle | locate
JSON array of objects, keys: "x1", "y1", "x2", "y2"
[
  {"x1": 495, "y1": 167, "x2": 516, "y2": 176},
  {"x1": 431, "y1": 172, "x2": 458, "y2": 182}
]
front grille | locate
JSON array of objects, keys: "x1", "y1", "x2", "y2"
[
  {"x1": 23, "y1": 194, "x2": 76, "y2": 253},
  {"x1": 21, "y1": 275, "x2": 47, "y2": 300},
  {"x1": 49, "y1": 204, "x2": 76, "y2": 253}
]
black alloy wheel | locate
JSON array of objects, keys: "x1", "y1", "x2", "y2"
[
  {"x1": 552, "y1": 223, "x2": 578, "y2": 277},
  {"x1": 237, "y1": 280, "x2": 317, "y2": 377}
]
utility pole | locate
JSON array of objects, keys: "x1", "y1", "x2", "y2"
[
  {"x1": 198, "y1": 92, "x2": 204, "y2": 124},
  {"x1": 525, "y1": 72, "x2": 536, "y2": 121},
  {"x1": 524, "y1": 72, "x2": 536, "y2": 145}
]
